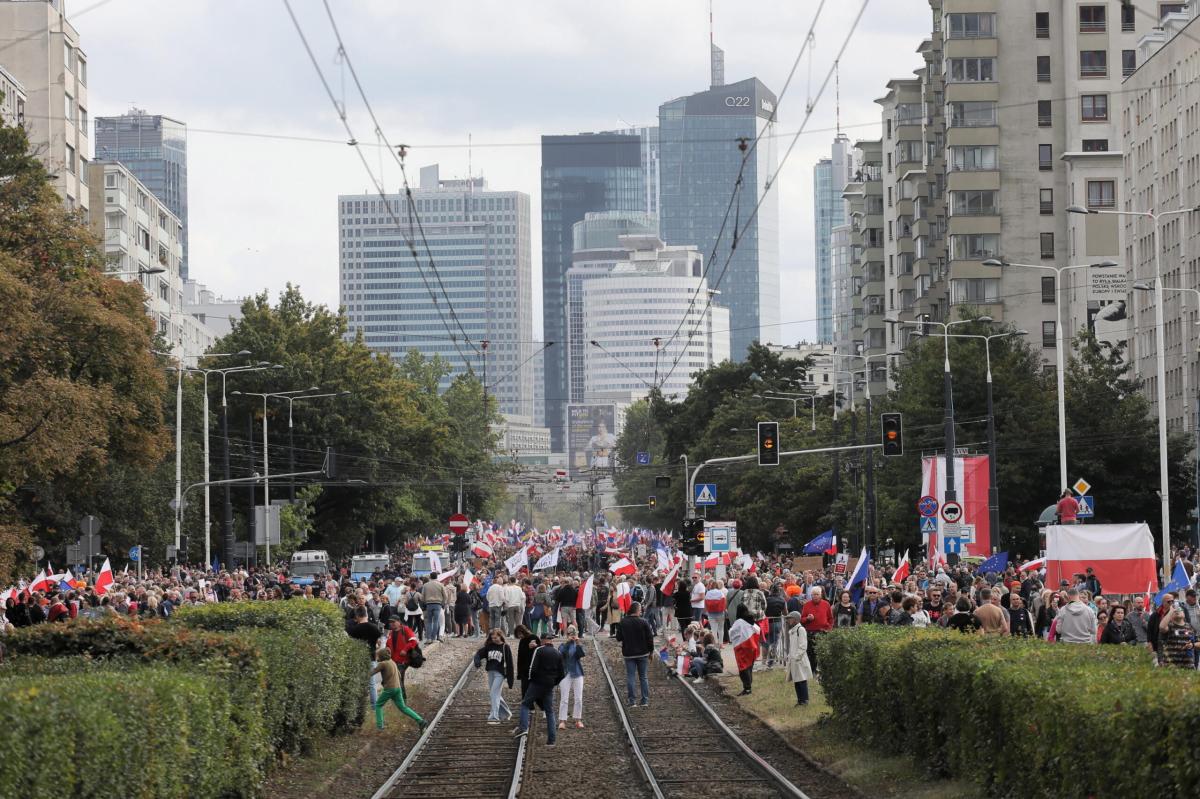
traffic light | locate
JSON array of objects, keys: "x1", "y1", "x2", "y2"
[
  {"x1": 648, "y1": 495, "x2": 657, "y2": 509},
  {"x1": 757, "y1": 421, "x2": 780, "y2": 466},
  {"x1": 881, "y1": 413, "x2": 903, "y2": 457},
  {"x1": 680, "y1": 517, "x2": 705, "y2": 555},
  {"x1": 451, "y1": 535, "x2": 467, "y2": 553}
]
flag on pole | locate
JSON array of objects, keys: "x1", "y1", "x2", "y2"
[
  {"x1": 976, "y1": 551, "x2": 1009, "y2": 575},
  {"x1": 1154, "y1": 560, "x2": 1192, "y2": 606},
  {"x1": 462, "y1": 567, "x2": 474, "y2": 591},
  {"x1": 1018, "y1": 557, "x2": 1046, "y2": 573},
  {"x1": 846, "y1": 547, "x2": 870, "y2": 602},
  {"x1": 615, "y1": 581, "x2": 632, "y2": 612},
  {"x1": 1144, "y1": 581, "x2": 1154, "y2": 612},
  {"x1": 436, "y1": 567, "x2": 458, "y2": 583},
  {"x1": 702, "y1": 552, "x2": 732, "y2": 569},
  {"x1": 609, "y1": 557, "x2": 637, "y2": 576},
  {"x1": 93, "y1": 559, "x2": 114, "y2": 597},
  {"x1": 533, "y1": 547, "x2": 560, "y2": 571},
  {"x1": 576, "y1": 574, "x2": 594, "y2": 611},
  {"x1": 470, "y1": 540, "x2": 494, "y2": 558},
  {"x1": 655, "y1": 548, "x2": 672, "y2": 574},
  {"x1": 660, "y1": 560, "x2": 682, "y2": 597},
  {"x1": 504, "y1": 545, "x2": 529, "y2": 574},
  {"x1": 27, "y1": 570, "x2": 51, "y2": 593},
  {"x1": 892, "y1": 551, "x2": 911, "y2": 583},
  {"x1": 801, "y1": 529, "x2": 837, "y2": 555}
]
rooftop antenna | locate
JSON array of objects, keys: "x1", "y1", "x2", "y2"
[
  {"x1": 835, "y1": 60, "x2": 841, "y2": 135},
  {"x1": 709, "y1": 0, "x2": 724, "y2": 89}
]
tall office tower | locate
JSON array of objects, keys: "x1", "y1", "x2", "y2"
[
  {"x1": 339, "y1": 164, "x2": 534, "y2": 417},
  {"x1": 566, "y1": 211, "x2": 659, "y2": 406},
  {"x1": 659, "y1": 74, "x2": 779, "y2": 362},
  {"x1": 830, "y1": 222, "x2": 855, "y2": 356},
  {"x1": 573, "y1": 234, "x2": 729, "y2": 405},
  {"x1": 540, "y1": 131, "x2": 645, "y2": 451},
  {"x1": 813, "y1": 134, "x2": 853, "y2": 342},
  {"x1": 1117, "y1": 2, "x2": 1200, "y2": 432},
  {"x1": 0, "y1": 0, "x2": 88, "y2": 213},
  {"x1": 95, "y1": 110, "x2": 190, "y2": 279}
]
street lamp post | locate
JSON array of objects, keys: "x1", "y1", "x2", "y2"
[
  {"x1": 1069, "y1": 204, "x2": 1196, "y2": 570},
  {"x1": 281, "y1": 391, "x2": 351, "y2": 501},
  {"x1": 983, "y1": 258, "x2": 1118, "y2": 494},
  {"x1": 754, "y1": 392, "x2": 818, "y2": 430}
]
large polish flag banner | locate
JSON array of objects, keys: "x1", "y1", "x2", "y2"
[
  {"x1": 1045, "y1": 523, "x2": 1157, "y2": 594},
  {"x1": 921, "y1": 455, "x2": 991, "y2": 559}
]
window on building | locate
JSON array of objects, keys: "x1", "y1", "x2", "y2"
[
  {"x1": 77, "y1": 55, "x2": 87, "y2": 86},
  {"x1": 950, "y1": 277, "x2": 1000, "y2": 303},
  {"x1": 950, "y1": 190, "x2": 999, "y2": 216},
  {"x1": 1161, "y1": 4, "x2": 1186, "y2": 19},
  {"x1": 78, "y1": 106, "x2": 87, "y2": 135},
  {"x1": 1087, "y1": 180, "x2": 1116, "y2": 208},
  {"x1": 1082, "y1": 139, "x2": 1110, "y2": 152},
  {"x1": 949, "y1": 145, "x2": 999, "y2": 171},
  {"x1": 1038, "y1": 100, "x2": 1053, "y2": 127},
  {"x1": 1041, "y1": 189, "x2": 1054, "y2": 215},
  {"x1": 63, "y1": 41, "x2": 73, "y2": 72},
  {"x1": 1043, "y1": 321, "x2": 1057, "y2": 347},
  {"x1": 1123, "y1": 49, "x2": 1137, "y2": 77},
  {"x1": 886, "y1": 119, "x2": 892, "y2": 139},
  {"x1": 1037, "y1": 55, "x2": 1051, "y2": 82},
  {"x1": 1081, "y1": 94, "x2": 1108, "y2": 120},
  {"x1": 64, "y1": 93, "x2": 73, "y2": 123},
  {"x1": 64, "y1": 143, "x2": 75, "y2": 174},
  {"x1": 78, "y1": 157, "x2": 86, "y2": 186},
  {"x1": 887, "y1": 187, "x2": 893, "y2": 207},
  {"x1": 1041, "y1": 232, "x2": 1056, "y2": 259},
  {"x1": 949, "y1": 233, "x2": 1000, "y2": 259},
  {"x1": 1122, "y1": 4, "x2": 1136, "y2": 30},
  {"x1": 947, "y1": 12, "x2": 996, "y2": 37},
  {"x1": 1036, "y1": 11, "x2": 1050, "y2": 37},
  {"x1": 948, "y1": 101, "x2": 997, "y2": 127},
  {"x1": 105, "y1": 172, "x2": 115, "y2": 189},
  {"x1": 1080, "y1": 50, "x2": 1107, "y2": 77},
  {"x1": 1042, "y1": 276, "x2": 1056, "y2": 303},
  {"x1": 1039, "y1": 144, "x2": 1053, "y2": 170},
  {"x1": 947, "y1": 57, "x2": 996, "y2": 82},
  {"x1": 1079, "y1": 5, "x2": 1106, "y2": 32}
]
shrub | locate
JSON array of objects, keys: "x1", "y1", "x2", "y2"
[
  {"x1": 819, "y1": 628, "x2": 1200, "y2": 797},
  {"x1": 0, "y1": 666, "x2": 253, "y2": 799},
  {"x1": 176, "y1": 600, "x2": 368, "y2": 754}
]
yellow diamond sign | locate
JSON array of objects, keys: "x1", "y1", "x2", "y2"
[{"x1": 1072, "y1": 478, "x2": 1091, "y2": 496}]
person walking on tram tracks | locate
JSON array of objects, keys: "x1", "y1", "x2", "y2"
[
  {"x1": 513, "y1": 633, "x2": 565, "y2": 746},
  {"x1": 474, "y1": 628, "x2": 515, "y2": 724},
  {"x1": 616, "y1": 601, "x2": 654, "y2": 706},
  {"x1": 373, "y1": 648, "x2": 425, "y2": 731},
  {"x1": 487, "y1": 575, "x2": 508, "y2": 634},
  {"x1": 557, "y1": 625, "x2": 586, "y2": 729},
  {"x1": 784, "y1": 612, "x2": 812, "y2": 706},
  {"x1": 385, "y1": 616, "x2": 420, "y2": 697},
  {"x1": 421, "y1": 575, "x2": 448, "y2": 643}
]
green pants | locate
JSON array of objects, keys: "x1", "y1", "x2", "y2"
[{"x1": 375, "y1": 687, "x2": 422, "y2": 728}]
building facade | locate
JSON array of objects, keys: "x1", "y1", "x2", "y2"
[
  {"x1": 813, "y1": 134, "x2": 853, "y2": 343},
  {"x1": 0, "y1": 62, "x2": 25, "y2": 126},
  {"x1": 87, "y1": 161, "x2": 184, "y2": 350},
  {"x1": 659, "y1": 76, "x2": 779, "y2": 361},
  {"x1": 184, "y1": 279, "x2": 244, "y2": 340},
  {"x1": 339, "y1": 164, "x2": 534, "y2": 418},
  {"x1": 94, "y1": 110, "x2": 190, "y2": 279},
  {"x1": 492, "y1": 413, "x2": 552, "y2": 459},
  {"x1": 540, "y1": 131, "x2": 647, "y2": 452},
  {"x1": 0, "y1": 0, "x2": 89, "y2": 213}
]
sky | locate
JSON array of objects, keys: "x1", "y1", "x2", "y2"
[{"x1": 77, "y1": 0, "x2": 931, "y2": 347}]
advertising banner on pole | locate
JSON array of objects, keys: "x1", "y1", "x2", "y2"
[
  {"x1": 567, "y1": 404, "x2": 617, "y2": 478},
  {"x1": 921, "y1": 455, "x2": 991, "y2": 559}
]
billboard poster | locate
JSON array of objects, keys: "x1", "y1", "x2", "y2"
[
  {"x1": 920, "y1": 455, "x2": 991, "y2": 559},
  {"x1": 1087, "y1": 267, "x2": 1131, "y2": 349},
  {"x1": 567, "y1": 404, "x2": 617, "y2": 478}
]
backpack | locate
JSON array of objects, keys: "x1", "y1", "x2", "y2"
[
  {"x1": 631, "y1": 585, "x2": 645, "y2": 604},
  {"x1": 407, "y1": 645, "x2": 425, "y2": 669},
  {"x1": 406, "y1": 594, "x2": 420, "y2": 612}
]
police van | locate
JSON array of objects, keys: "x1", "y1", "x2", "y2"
[
  {"x1": 289, "y1": 550, "x2": 331, "y2": 585},
  {"x1": 350, "y1": 553, "x2": 390, "y2": 581}
]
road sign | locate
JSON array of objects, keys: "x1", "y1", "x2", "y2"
[
  {"x1": 1073, "y1": 478, "x2": 1091, "y2": 496},
  {"x1": 166, "y1": 545, "x2": 178, "y2": 560},
  {"x1": 944, "y1": 534, "x2": 962, "y2": 554},
  {"x1": 694, "y1": 483, "x2": 718, "y2": 506},
  {"x1": 31, "y1": 545, "x2": 44, "y2": 561},
  {"x1": 79, "y1": 515, "x2": 101, "y2": 537},
  {"x1": 448, "y1": 513, "x2": 470, "y2": 535},
  {"x1": 704, "y1": 521, "x2": 736, "y2": 553},
  {"x1": 920, "y1": 516, "x2": 937, "y2": 533},
  {"x1": 957, "y1": 524, "x2": 974, "y2": 542},
  {"x1": 254, "y1": 505, "x2": 280, "y2": 545},
  {"x1": 636, "y1": 451, "x2": 650, "y2": 465},
  {"x1": 65, "y1": 544, "x2": 82, "y2": 565},
  {"x1": 941, "y1": 501, "x2": 963, "y2": 524},
  {"x1": 1077, "y1": 495, "x2": 1095, "y2": 518},
  {"x1": 918, "y1": 496, "x2": 939, "y2": 517},
  {"x1": 128, "y1": 545, "x2": 142, "y2": 562}
]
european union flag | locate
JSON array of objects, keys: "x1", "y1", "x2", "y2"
[
  {"x1": 802, "y1": 530, "x2": 836, "y2": 555},
  {"x1": 977, "y1": 552, "x2": 1009, "y2": 575},
  {"x1": 1154, "y1": 560, "x2": 1193, "y2": 606}
]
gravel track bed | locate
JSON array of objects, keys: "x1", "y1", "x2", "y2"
[{"x1": 595, "y1": 637, "x2": 860, "y2": 799}]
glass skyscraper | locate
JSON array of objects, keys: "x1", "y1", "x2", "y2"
[
  {"x1": 94, "y1": 110, "x2": 189, "y2": 279},
  {"x1": 540, "y1": 132, "x2": 645, "y2": 452},
  {"x1": 813, "y1": 134, "x2": 852, "y2": 344},
  {"x1": 659, "y1": 77, "x2": 779, "y2": 361}
]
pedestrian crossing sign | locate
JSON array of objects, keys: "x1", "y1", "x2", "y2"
[
  {"x1": 694, "y1": 484, "x2": 718, "y2": 506},
  {"x1": 920, "y1": 516, "x2": 937, "y2": 533}
]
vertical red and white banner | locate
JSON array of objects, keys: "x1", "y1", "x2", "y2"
[{"x1": 922, "y1": 455, "x2": 991, "y2": 561}]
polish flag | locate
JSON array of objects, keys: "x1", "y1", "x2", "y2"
[
  {"x1": 0, "y1": 587, "x2": 14, "y2": 605},
  {"x1": 27, "y1": 570, "x2": 52, "y2": 593},
  {"x1": 609, "y1": 557, "x2": 637, "y2": 576},
  {"x1": 576, "y1": 574, "x2": 594, "y2": 610},
  {"x1": 660, "y1": 561, "x2": 682, "y2": 597},
  {"x1": 728, "y1": 617, "x2": 760, "y2": 672},
  {"x1": 1045, "y1": 523, "x2": 1157, "y2": 594},
  {"x1": 615, "y1": 581, "x2": 632, "y2": 612},
  {"x1": 1018, "y1": 557, "x2": 1046, "y2": 573},
  {"x1": 461, "y1": 567, "x2": 474, "y2": 591},
  {"x1": 436, "y1": 567, "x2": 458, "y2": 583},
  {"x1": 470, "y1": 540, "x2": 494, "y2": 558},
  {"x1": 93, "y1": 559, "x2": 114, "y2": 597},
  {"x1": 1144, "y1": 581, "x2": 1154, "y2": 612},
  {"x1": 892, "y1": 551, "x2": 911, "y2": 584},
  {"x1": 702, "y1": 552, "x2": 732, "y2": 569}
]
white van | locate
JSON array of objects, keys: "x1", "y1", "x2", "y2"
[
  {"x1": 290, "y1": 550, "x2": 332, "y2": 584},
  {"x1": 351, "y1": 553, "x2": 390, "y2": 581}
]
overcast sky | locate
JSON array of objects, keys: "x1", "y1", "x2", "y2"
[{"x1": 78, "y1": 0, "x2": 930, "y2": 346}]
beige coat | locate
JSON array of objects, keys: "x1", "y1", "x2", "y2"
[{"x1": 786, "y1": 622, "x2": 813, "y2": 682}]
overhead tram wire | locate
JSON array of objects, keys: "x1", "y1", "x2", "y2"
[
  {"x1": 654, "y1": 0, "x2": 831, "y2": 366},
  {"x1": 658, "y1": 0, "x2": 872, "y2": 388},
  {"x1": 279, "y1": 0, "x2": 478, "y2": 370}
]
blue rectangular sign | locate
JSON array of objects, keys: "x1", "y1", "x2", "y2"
[{"x1": 694, "y1": 483, "x2": 718, "y2": 506}]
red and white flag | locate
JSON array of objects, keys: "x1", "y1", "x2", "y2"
[
  {"x1": 702, "y1": 552, "x2": 732, "y2": 569},
  {"x1": 461, "y1": 567, "x2": 474, "y2": 591},
  {"x1": 576, "y1": 574, "x2": 594, "y2": 610},
  {"x1": 609, "y1": 557, "x2": 637, "y2": 576},
  {"x1": 1045, "y1": 523, "x2": 1156, "y2": 594},
  {"x1": 470, "y1": 540, "x2": 494, "y2": 558},
  {"x1": 27, "y1": 570, "x2": 52, "y2": 594},
  {"x1": 892, "y1": 551, "x2": 911, "y2": 583},
  {"x1": 1144, "y1": 581, "x2": 1154, "y2": 612},
  {"x1": 436, "y1": 567, "x2": 458, "y2": 583},
  {"x1": 660, "y1": 561, "x2": 682, "y2": 597},
  {"x1": 1018, "y1": 557, "x2": 1046, "y2": 573},
  {"x1": 615, "y1": 581, "x2": 632, "y2": 612},
  {"x1": 728, "y1": 617, "x2": 760, "y2": 672},
  {"x1": 93, "y1": 558, "x2": 114, "y2": 597}
]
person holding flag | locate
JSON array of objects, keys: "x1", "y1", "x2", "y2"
[{"x1": 729, "y1": 604, "x2": 761, "y2": 696}]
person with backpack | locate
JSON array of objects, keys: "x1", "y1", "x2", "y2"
[{"x1": 403, "y1": 583, "x2": 424, "y2": 640}]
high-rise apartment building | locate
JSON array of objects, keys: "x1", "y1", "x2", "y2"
[
  {"x1": 0, "y1": 0, "x2": 89, "y2": 213},
  {"x1": 659, "y1": 76, "x2": 779, "y2": 362},
  {"x1": 813, "y1": 134, "x2": 853, "y2": 343},
  {"x1": 1117, "y1": 1, "x2": 1200, "y2": 433},
  {"x1": 339, "y1": 164, "x2": 534, "y2": 418},
  {"x1": 94, "y1": 110, "x2": 190, "y2": 279},
  {"x1": 540, "y1": 131, "x2": 647, "y2": 451},
  {"x1": 0, "y1": 63, "x2": 25, "y2": 126}
]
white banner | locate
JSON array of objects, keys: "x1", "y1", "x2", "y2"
[
  {"x1": 504, "y1": 545, "x2": 529, "y2": 574},
  {"x1": 533, "y1": 547, "x2": 560, "y2": 571}
]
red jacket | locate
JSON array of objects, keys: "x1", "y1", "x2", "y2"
[
  {"x1": 800, "y1": 599, "x2": 833, "y2": 633},
  {"x1": 387, "y1": 626, "x2": 418, "y2": 665}
]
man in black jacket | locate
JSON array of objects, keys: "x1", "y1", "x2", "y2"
[
  {"x1": 615, "y1": 602, "x2": 654, "y2": 706},
  {"x1": 513, "y1": 633, "x2": 565, "y2": 746},
  {"x1": 346, "y1": 606, "x2": 384, "y2": 704}
]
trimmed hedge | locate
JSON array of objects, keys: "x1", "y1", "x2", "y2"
[
  {"x1": 0, "y1": 666, "x2": 254, "y2": 799},
  {"x1": 819, "y1": 627, "x2": 1200, "y2": 797},
  {"x1": 176, "y1": 599, "x2": 368, "y2": 754}
]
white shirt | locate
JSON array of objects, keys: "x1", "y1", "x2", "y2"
[
  {"x1": 505, "y1": 584, "x2": 525, "y2": 610},
  {"x1": 487, "y1": 583, "x2": 507, "y2": 608},
  {"x1": 691, "y1": 582, "x2": 706, "y2": 608}
]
